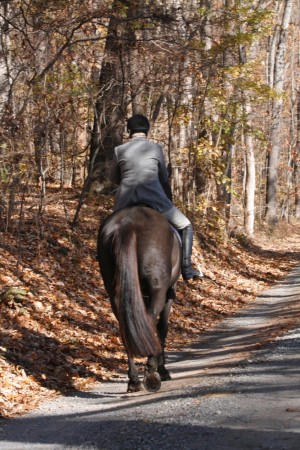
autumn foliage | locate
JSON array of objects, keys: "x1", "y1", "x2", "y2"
[{"x1": 0, "y1": 0, "x2": 300, "y2": 418}]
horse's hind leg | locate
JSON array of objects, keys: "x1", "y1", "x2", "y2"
[
  {"x1": 157, "y1": 293, "x2": 174, "y2": 381},
  {"x1": 127, "y1": 356, "x2": 144, "y2": 393},
  {"x1": 144, "y1": 354, "x2": 161, "y2": 392},
  {"x1": 143, "y1": 287, "x2": 168, "y2": 392}
]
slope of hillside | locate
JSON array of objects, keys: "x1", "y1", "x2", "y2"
[{"x1": 0, "y1": 190, "x2": 299, "y2": 417}]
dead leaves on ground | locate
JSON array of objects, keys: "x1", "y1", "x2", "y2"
[{"x1": 0, "y1": 192, "x2": 299, "y2": 417}]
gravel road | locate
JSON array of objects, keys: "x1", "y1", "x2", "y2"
[{"x1": 1, "y1": 266, "x2": 300, "y2": 450}]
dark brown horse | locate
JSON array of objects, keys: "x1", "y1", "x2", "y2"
[{"x1": 97, "y1": 206, "x2": 181, "y2": 392}]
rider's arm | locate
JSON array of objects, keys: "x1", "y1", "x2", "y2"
[
  {"x1": 109, "y1": 150, "x2": 121, "y2": 185},
  {"x1": 157, "y1": 144, "x2": 169, "y2": 184},
  {"x1": 157, "y1": 145, "x2": 173, "y2": 202}
]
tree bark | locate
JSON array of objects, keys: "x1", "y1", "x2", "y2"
[
  {"x1": 0, "y1": 1, "x2": 11, "y2": 114},
  {"x1": 265, "y1": 0, "x2": 294, "y2": 225},
  {"x1": 294, "y1": 90, "x2": 300, "y2": 219},
  {"x1": 90, "y1": 6, "x2": 126, "y2": 183},
  {"x1": 244, "y1": 111, "x2": 256, "y2": 236}
]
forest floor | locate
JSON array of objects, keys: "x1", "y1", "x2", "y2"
[{"x1": 0, "y1": 188, "x2": 299, "y2": 418}]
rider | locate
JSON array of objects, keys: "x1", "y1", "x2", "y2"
[{"x1": 109, "y1": 114, "x2": 203, "y2": 281}]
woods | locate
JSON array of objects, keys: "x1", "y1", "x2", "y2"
[
  {"x1": 0, "y1": 0, "x2": 299, "y2": 235},
  {"x1": 1, "y1": 0, "x2": 300, "y2": 418}
]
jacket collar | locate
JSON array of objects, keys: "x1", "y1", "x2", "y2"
[{"x1": 130, "y1": 132, "x2": 147, "y2": 139}]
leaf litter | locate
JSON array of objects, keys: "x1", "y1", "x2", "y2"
[{"x1": 0, "y1": 189, "x2": 299, "y2": 418}]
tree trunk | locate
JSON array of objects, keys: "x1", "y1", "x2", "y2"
[
  {"x1": 244, "y1": 116, "x2": 256, "y2": 236},
  {"x1": 89, "y1": 1, "x2": 129, "y2": 184},
  {"x1": 0, "y1": 1, "x2": 11, "y2": 114},
  {"x1": 294, "y1": 90, "x2": 300, "y2": 219},
  {"x1": 265, "y1": 0, "x2": 293, "y2": 225}
]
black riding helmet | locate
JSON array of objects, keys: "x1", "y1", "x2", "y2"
[{"x1": 127, "y1": 114, "x2": 150, "y2": 136}]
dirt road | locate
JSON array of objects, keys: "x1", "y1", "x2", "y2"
[{"x1": 1, "y1": 266, "x2": 300, "y2": 450}]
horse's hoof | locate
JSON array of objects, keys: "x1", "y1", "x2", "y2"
[
  {"x1": 158, "y1": 367, "x2": 172, "y2": 381},
  {"x1": 143, "y1": 372, "x2": 161, "y2": 392},
  {"x1": 127, "y1": 381, "x2": 144, "y2": 393}
]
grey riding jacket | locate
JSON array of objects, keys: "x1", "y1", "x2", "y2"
[{"x1": 110, "y1": 135, "x2": 173, "y2": 213}]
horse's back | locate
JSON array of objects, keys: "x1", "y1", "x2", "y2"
[
  {"x1": 99, "y1": 206, "x2": 170, "y2": 238},
  {"x1": 99, "y1": 206, "x2": 173, "y2": 255}
]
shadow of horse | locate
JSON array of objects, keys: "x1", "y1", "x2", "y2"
[{"x1": 97, "y1": 206, "x2": 181, "y2": 393}]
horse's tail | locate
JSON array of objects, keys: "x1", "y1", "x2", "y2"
[{"x1": 113, "y1": 223, "x2": 162, "y2": 357}]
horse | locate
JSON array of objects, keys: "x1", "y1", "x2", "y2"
[{"x1": 97, "y1": 205, "x2": 181, "y2": 393}]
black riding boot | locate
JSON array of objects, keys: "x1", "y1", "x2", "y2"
[{"x1": 181, "y1": 225, "x2": 203, "y2": 281}]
